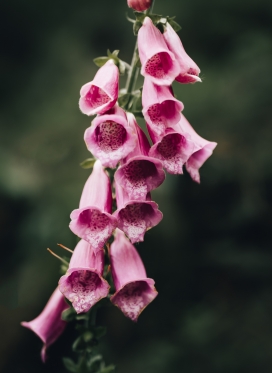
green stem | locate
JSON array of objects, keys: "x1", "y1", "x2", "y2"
[{"x1": 125, "y1": 41, "x2": 139, "y2": 100}]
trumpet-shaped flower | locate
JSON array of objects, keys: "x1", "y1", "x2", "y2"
[
  {"x1": 115, "y1": 113, "x2": 165, "y2": 200},
  {"x1": 110, "y1": 229, "x2": 158, "y2": 322},
  {"x1": 142, "y1": 78, "x2": 184, "y2": 137},
  {"x1": 84, "y1": 106, "x2": 137, "y2": 168},
  {"x1": 138, "y1": 17, "x2": 179, "y2": 86},
  {"x1": 21, "y1": 288, "x2": 69, "y2": 362},
  {"x1": 163, "y1": 22, "x2": 201, "y2": 84},
  {"x1": 177, "y1": 114, "x2": 217, "y2": 182},
  {"x1": 114, "y1": 182, "x2": 162, "y2": 243},
  {"x1": 127, "y1": 0, "x2": 152, "y2": 11},
  {"x1": 59, "y1": 240, "x2": 110, "y2": 314},
  {"x1": 79, "y1": 59, "x2": 119, "y2": 116},
  {"x1": 69, "y1": 160, "x2": 117, "y2": 252}
]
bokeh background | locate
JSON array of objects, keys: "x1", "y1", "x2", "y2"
[{"x1": 1, "y1": 0, "x2": 272, "y2": 372}]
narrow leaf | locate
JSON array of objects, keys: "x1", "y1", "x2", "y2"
[
  {"x1": 93, "y1": 57, "x2": 110, "y2": 67},
  {"x1": 80, "y1": 158, "x2": 96, "y2": 169},
  {"x1": 63, "y1": 358, "x2": 77, "y2": 373}
]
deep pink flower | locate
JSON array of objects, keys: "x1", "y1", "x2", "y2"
[
  {"x1": 148, "y1": 124, "x2": 194, "y2": 175},
  {"x1": 138, "y1": 17, "x2": 180, "y2": 86},
  {"x1": 163, "y1": 22, "x2": 201, "y2": 84},
  {"x1": 110, "y1": 229, "x2": 158, "y2": 322},
  {"x1": 79, "y1": 59, "x2": 119, "y2": 116},
  {"x1": 142, "y1": 78, "x2": 184, "y2": 137},
  {"x1": 177, "y1": 114, "x2": 217, "y2": 182},
  {"x1": 69, "y1": 160, "x2": 117, "y2": 252},
  {"x1": 21, "y1": 288, "x2": 69, "y2": 362},
  {"x1": 114, "y1": 113, "x2": 165, "y2": 200},
  {"x1": 59, "y1": 240, "x2": 110, "y2": 314},
  {"x1": 127, "y1": 0, "x2": 152, "y2": 11},
  {"x1": 84, "y1": 105, "x2": 137, "y2": 168},
  {"x1": 114, "y1": 181, "x2": 162, "y2": 243}
]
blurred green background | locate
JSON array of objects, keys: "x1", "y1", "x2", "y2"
[{"x1": 1, "y1": 0, "x2": 272, "y2": 372}]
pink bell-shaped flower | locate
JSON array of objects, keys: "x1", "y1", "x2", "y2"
[
  {"x1": 59, "y1": 240, "x2": 110, "y2": 314},
  {"x1": 127, "y1": 0, "x2": 152, "y2": 11},
  {"x1": 114, "y1": 181, "x2": 162, "y2": 243},
  {"x1": 69, "y1": 160, "x2": 117, "y2": 252},
  {"x1": 110, "y1": 229, "x2": 158, "y2": 322},
  {"x1": 138, "y1": 17, "x2": 180, "y2": 86},
  {"x1": 21, "y1": 288, "x2": 69, "y2": 362},
  {"x1": 84, "y1": 105, "x2": 137, "y2": 168},
  {"x1": 79, "y1": 59, "x2": 119, "y2": 116},
  {"x1": 142, "y1": 78, "x2": 184, "y2": 137},
  {"x1": 163, "y1": 22, "x2": 201, "y2": 84},
  {"x1": 114, "y1": 113, "x2": 165, "y2": 201},
  {"x1": 177, "y1": 114, "x2": 217, "y2": 182}
]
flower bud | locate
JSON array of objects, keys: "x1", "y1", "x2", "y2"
[{"x1": 127, "y1": 0, "x2": 152, "y2": 12}]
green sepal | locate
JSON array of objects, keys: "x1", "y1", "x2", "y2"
[
  {"x1": 93, "y1": 56, "x2": 110, "y2": 67},
  {"x1": 62, "y1": 307, "x2": 77, "y2": 322},
  {"x1": 118, "y1": 93, "x2": 131, "y2": 108},
  {"x1": 63, "y1": 357, "x2": 77, "y2": 372},
  {"x1": 80, "y1": 158, "x2": 96, "y2": 169},
  {"x1": 134, "y1": 11, "x2": 146, "y2": 23},
  {"x1": 133, "y1": 20, "x2": 142, "y2": 35},
  {"x1": 167, "y1": 16, "x2": 182, "y2": 32}
]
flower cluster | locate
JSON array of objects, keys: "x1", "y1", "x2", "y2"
[{"x1": 21, "y1": 6, "x2": 217, "y2": 363}]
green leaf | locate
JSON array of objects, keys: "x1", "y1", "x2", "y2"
[
  {"x1": 118, "y1": 93, "x2": 130, "y2": 108},
  {"x1": 131, "y1": 110, "x2": 144, "y2": 118},
  {"x1": 93, "y1": 56, "x2": 110, "y2": 67},
  {"x1": 86, "y1": 354, "x2": 103, "y2": 369},
  {"x1": 72, "y1": 336, "x2": 86, "y2": 353},
  {"x1": 100, "y1": 364, "x2": 115, "y2": 373},
  {"x1": 94, "y1": 326, "x2": 107, "y2": 339},
  {"x1": 63, "y1": 358, "x2": 77, "y2": 372},
  {"x1": 61, "y1": 307, "x2": 76, "y2": 322},
  {"x1": 80, "y1": 158, "x2": 96, "y2": 169}
]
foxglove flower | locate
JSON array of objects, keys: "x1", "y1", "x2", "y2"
[
  {"x1": 115, "y1": 113, "x2": 165, "y2": 201},
  {"x1": 127, "y1": 0, "x2": 152, "y2": 11},
  {"x1": 138, "y1": 17, "x2": 179, "y2": 86},
  {"x1": 69, "y1": 160, "x2": 117, "y2": 252},
  {"x1": 21, "y1": 288, "x2": 69, "y2": 362},
  {"x1": 142, "y1": 78, "x2": 184, "y2": 137},
  {"x1": 79, "y1": 59, "x2": 119, "y2": 116},
  {"x1": 110, "y1": 229, "x2": 158, "y2": 322},
  {"x1": 114, "y1": 181, "x2": 162, "y2": 243},
  {"x1": 148, "y1": 123, "x2": 194, "y2": 175},
  {"x1": 178, "y1": 114, "x2": 217, "y2": 182},
  {"x1": 84, "y1": 105, "x2": 137, "y2": 168},
  {"x1": 59, "y1": 240, "x2": 110, "y2": 314},
  {"x1": 163, "y1": 22, "x2": 201, "y2": 84}
]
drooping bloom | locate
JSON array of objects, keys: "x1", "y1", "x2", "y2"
[
  {"x1": 127, "y1": 0, "x2": 152, "y2": 11},
  {"x1": 178, "y1": 114, "x2": 217, "y2": 182},
  {"x1": 69, "y1": 160, "x2": 117, "y2": 252},
  {"x1": 79, "y1": 59, "x2": 119, "y2": 116},
  {"x1": 138, "y1": 17, "x2": 180, "y2": 86},
  {"x1": 114, "y1": 181, "x2": 162, "y2": 243},
  {"x1": 59, "y1": 240, "x2": 110, "y2": 314},
  {"x1": 21, "y1": 288, "x2": 69, "y2": 362},
  {"x1": 84, "y1": 105, "x2": 137, "y2": 168},
  {"x1": 114, "y1": 113, "x2": 165, "y2": 201},
  {"x1": 142, "y1": 78, "x2": 184, "y2": 137},
  {"x1": 110, "y1": 229, "x2": 158, "y2": 322},
  {"x1": 163, "y1": 22, "x2": 201, "y2": 84},
  {"x1": 148, "y1": 114, "x2": 217, "y2": 180}
]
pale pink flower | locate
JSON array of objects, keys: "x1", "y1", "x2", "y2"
[
  {"x1": 138, "y1": 17, "x2": 180, "y2": 86},
  {"x1": 79, "y1": 59, "x2": 119, "y2": 116},
  {"x1": 163, "y1": 22, "x2": 201, "y2": 84},
  {"x1": 142, "y1": 78, "x2": 184, "y2": 137},
  {"x1": 115, "y1": 113, "x2": 165, "y2": 201},
  {"x1": 59, "y1": 240, "x2": 110, "y2": 314},
  {"x1": 21, "y1": 288, "x2": 69, "y2": 362},
  {"x1": 114, "y1": 181, "x2": 162, "y2": 243},
  {"x1": 110, "y1": 229, "x2": 158, "y2": 322},
  {"x1": 127, "y1": 0, "x2": 152, "y2": 11},
  {"x1": 69, "y1": 160, "x2": 117, "y2": 252},
  {"x1": 84, "y1": 105, "x2": 137, "y2": 168}
]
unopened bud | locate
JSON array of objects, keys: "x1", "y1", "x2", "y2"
[{"x1": 127, "y1": 0, "x2": 152, "y2": 12}]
